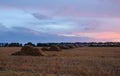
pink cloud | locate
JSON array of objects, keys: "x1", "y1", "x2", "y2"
[{"x1": 60, "y1": 32, "x2": 120, "y2": 42}]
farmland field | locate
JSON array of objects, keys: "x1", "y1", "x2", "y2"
[{"x1": 0, "y1": 47, "x2": 120, "y2": 76}]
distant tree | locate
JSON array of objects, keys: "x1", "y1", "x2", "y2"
[
  {"x1": 8, "y1": 43, "x2": 22, "y2": 47},
  {"x1": 24, "y1": 42, "x2": 35, "y2": 47},
  {"x1": 37, "y1": 43, "x2": 50, "y2": 47},
  {"x1": 4, "y1": 43, "x2": 9, "y2": 47}
]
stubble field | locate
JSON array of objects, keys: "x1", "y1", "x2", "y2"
[{"x1": 0, "y1": 47, "x2": 120, "y2": 76}]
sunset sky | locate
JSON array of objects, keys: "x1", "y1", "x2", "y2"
[{"x1": 0, "y1": 0, "x2": 120, "y2": 43}]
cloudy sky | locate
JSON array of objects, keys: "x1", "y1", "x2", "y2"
[{"x1": 0, "y1": 0, "x2": 120, "y2": 43}]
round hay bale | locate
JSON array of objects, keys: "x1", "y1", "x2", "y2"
[
  {"x1": 41, "y1": 47, "x2": 49, "y2": 51},
  {"x1": 49, "y1": 45, "x2": 62, "y2": 51}
]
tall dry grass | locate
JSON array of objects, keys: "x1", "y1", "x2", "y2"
[{"x1": 0, "y1": 47, "x2": 120, "y2": 76}]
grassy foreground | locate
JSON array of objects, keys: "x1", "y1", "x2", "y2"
[{"x1": 0, "y1": 47, "x2": 120, "y2": 76}]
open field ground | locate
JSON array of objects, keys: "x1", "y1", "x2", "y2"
[{"x1": 0, "y1": 47, "x2": 120, "y2": 76}]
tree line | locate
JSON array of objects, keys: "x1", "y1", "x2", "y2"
[
  {"x1": 0, "y1": 42, "x2": 120, "y2": 47},
  {"x1": 0, "y1": 43, "x2": 22, "y2": 47}
]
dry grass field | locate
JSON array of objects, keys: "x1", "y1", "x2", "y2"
[{"x1": 0, "y1": 47, "x2": 120, "y2": 76}]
